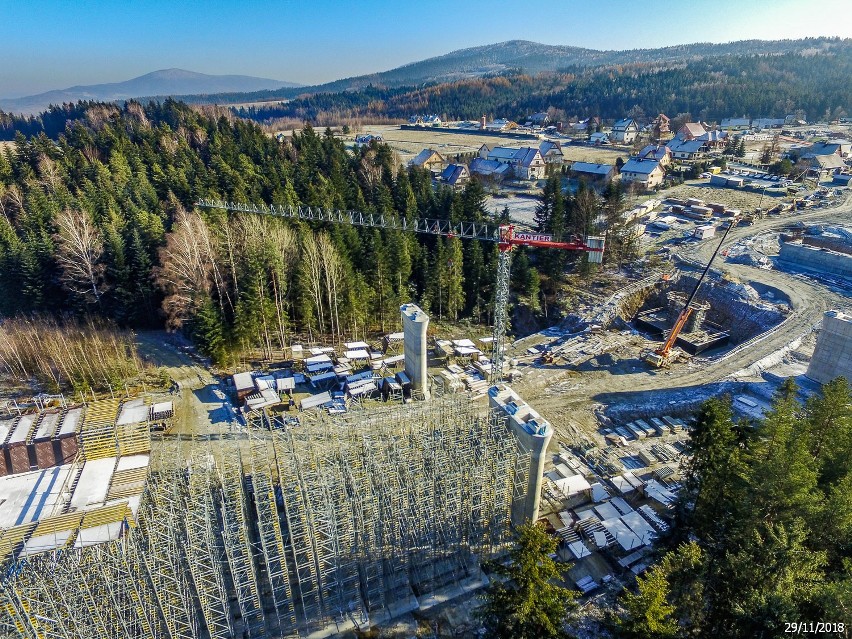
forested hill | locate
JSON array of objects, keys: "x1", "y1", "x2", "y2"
[
  {"x1": 165, "y1": 36, "x2": 850, "y2": 106},
  {"x1": 233, "y1": 47, "x2": 852, "y2": 125},
  {"x1": 0, "y1": 99, "x2": 591, "y2": 365}
]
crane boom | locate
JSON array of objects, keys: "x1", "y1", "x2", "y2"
[
  {"x1": 654, "y1": 220, "x2": 735, "y2": 361},
  {"x1": 196, "y1": 199, "x2": 604, "y2": 383}
]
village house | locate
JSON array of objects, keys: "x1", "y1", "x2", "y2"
[
  {"x1": 484, "y1": 118, "x2": 515, "y2": 132},
  {"x1": 666, "y1": 138, "x2": 705, "y2": 161},
  {"x1": 695, "y1": 129, "x2": 728, "y2": 150},
  {"x1": 619, "y1": 157, "x2": 666, "y2": 189},
  {"x1": 486, "y1": 146, "x2": 547, "y2": 180},
  {"x1": 720, "y1": 118, "x2": 751, "y2": 131},
  {"x1": 409, "y1": 148, "x2": 445, "y2": 171},
  {"x1": 526, "y1": 112, "x2": 551, "y2": 127},
  {"x1": 807, "y1": 140, "x2": 852, "y2": 158},
  {"x1": 805, "y1": 154, "x2": 845, "y2": 179},
  {"x1": 570, "y1": 162, "x2": 616, "y2": 184},
  {"x1": 611, "y1": 118, "x2": 639, "y2": 144},
  {"x1": 571, "y1": 116, "x2": 601, "y2": 133},
  {"x1": 651, "y1": 113, "x2": 672, "y2": 142},
  {"x1": 440, "y1": 164, "x2": 470, "y2": 188},
  {"x1": 636, "y1": 144, "x2": 673, "y2": 167},
  {"x1": 589, "y1": 132, "x2": 610, "y2": 145},
  {"x1": 408, "y1": 114, "x2": 442, "y2": 127},
  {"x1": 354, "y1": 134, "x2": 383, "y2": 146},
  {"x1": 752, "y1": 118, "x2": 786, "y2": 130},
  {"x1": 469, "y1": 157, "x2": 512, "y2": 182},
  {"x1": 538, "y1": 140, "x2": 564, "y2": 166},
  {"x1": 675, "y1": 122, "x2": 708, "y2": 141}
]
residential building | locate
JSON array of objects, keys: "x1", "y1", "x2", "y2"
[
  {"x1": 695, "y1": 129, "x2": 728, "y2": 149},
  {"x1": 807, "y1": 140, "x2": 852, "y2": 158},
  {"x1": 806, "y1": 153, "x2": 845, "y2": 178},
  {"x1": 469, "y1": 157, "x2": 512, "y2": 181},
  {"x1": 667, "y1": 138, "x2": 705, "y2": 160},
  {"x1": 538, "y1": 140, "x2": 564, "y2": 165},
  {"x1": 651, "y1": 113, "x2": 672, "y2": 142},
  {"x1": 589, "y1": 132, "x2": 610, "y2": 145},
  {"x1": 611, "y1": 118, "x2": 639, "y2": 144},
  {"x1": 570, "y1": 162, "x2": 616, "y2": 183},
  {"x1": 354, "y1": 134, "x2": 383, "y2": 146},
  {"x1": 511, "y1": 147, "x2": 547, "y2": 180},
  {"x1": 440, "y1": 164, "x2": 470, "y2": 188},
  {"x1": 637, "y1": 144, "x2": 673, "y2": 167},
  {"x1": 409, "y1": 148, "x2": 445, "y2": 170},
  {"x1": 752, "y1": 118, "x2": 786, "y2": 129},
  {"x1": 484, "y1": 118, "x2": 515, "y2": 132},
  {"x1": 409, "y1": 114, "x2": 442, "y2": 127},
  {"x1": 486, "y1": 147, "x2": 546, "y2": 180},
  {"x1": 721, "y1": 118, "x2": 751, "y2": 130},
  {"x1": 620, "y1": 158, "x2": 666, "y2": 189},
  {"x1": 571, "y1": 116, "x2": 601, "y2": 133},
  {"x1": 526, "y1": 112, "x2": 551, "y2": 127},
  {"x1": 676, "y1": 122, "x2": 708, "y2": 141}
]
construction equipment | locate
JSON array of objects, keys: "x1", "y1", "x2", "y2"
[
  {"x1": 196, "y1": 200, "x2": 604, "y2": 382},
  {"x1": 645, "y1": 220, "x2": 735, "y2": 368}
]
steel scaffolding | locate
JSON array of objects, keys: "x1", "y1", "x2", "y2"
[{"x1": 2, "y1": 397, "x2": 530, "y2": 638}]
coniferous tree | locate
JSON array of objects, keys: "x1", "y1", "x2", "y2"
[{"x1": 476, "y1": 523, "x2": 577, "y2": 639}]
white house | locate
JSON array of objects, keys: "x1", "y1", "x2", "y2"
[
  {"x1": 611, "y1": 118, "x2": 639, "y2": 144},
  {"x1": 486, "y1": 147, "x2": 546, "y2": 180},
  {"x1": 538, "y1": 140, "x2": 564, "y2": 165}
]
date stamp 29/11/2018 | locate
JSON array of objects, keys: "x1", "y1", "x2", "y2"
[{"x1": 785, "y1": 622, "x2": 846, "y2": 634}]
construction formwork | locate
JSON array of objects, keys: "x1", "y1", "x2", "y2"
[{"x1": 2, "y1": 398, "x2": 529, "y2": 638}]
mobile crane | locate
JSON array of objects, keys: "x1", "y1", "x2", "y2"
[
  {"x1": 196, "y1": 199, "x2": 604, "y2": 382},
  {"x1": 645, "y1": 220, "x2": 734, "y2": 368}
]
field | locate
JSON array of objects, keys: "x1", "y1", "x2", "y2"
[
  {"x1": 662, "y1": 180, "x2": 787, "y2": 211},
  {"x1": 345, "y1": 124, "x2": 629, "y2": 165}
]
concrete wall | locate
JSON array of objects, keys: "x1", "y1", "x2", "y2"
[
  {"x1": 807, "y1": 310, "x2": 852, "y2": 384},
  {"x1": 662, "y1": 275, "x2": 786, "y2": 343},
  {"x1": 488, "y1": 384, "x2": 552, "y2": 525},
  {"x1": 401, "y1": 303, "x2": 430, "y2": 399},
  {"x1": 778, "y1": 242, "x2": 852, "y2": 278}
]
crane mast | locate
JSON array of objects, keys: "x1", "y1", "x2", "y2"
[{"x1": 196, "y1": 199, "x2": 604, "y2": 383}]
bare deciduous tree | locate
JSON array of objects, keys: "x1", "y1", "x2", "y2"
[
  {"x1": 156, "y1": 210, "x2": 214, "y2": 329},
  {"x1": 54, "y1": 208, "x2": 105, "y2": 305}
]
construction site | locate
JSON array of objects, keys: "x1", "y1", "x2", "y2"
[{"x1": 1, "y1": 182, "x2": 851, "y2": 638}]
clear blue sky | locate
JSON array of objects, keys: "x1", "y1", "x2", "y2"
[{"x1": 1, "y1": 0, "x2": 851, "y2": 98}]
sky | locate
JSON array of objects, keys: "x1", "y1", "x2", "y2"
[{"x1": 1, "y1": 0, "x2": 851, "y2": 98}]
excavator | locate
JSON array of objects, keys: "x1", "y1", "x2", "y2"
[{"x1": 645, "y1": 220, "x2": 735, "y2": 368}]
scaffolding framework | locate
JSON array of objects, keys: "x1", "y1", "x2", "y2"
[{"x1": 2, "y1": 398, "x2": 529, "y2": 638}]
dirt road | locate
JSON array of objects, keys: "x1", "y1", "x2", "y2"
[
  {"x1": 135, "y1": 331, "x2": 238, "y2": 437},
  {"x1": 512, "y1": 194, "x2": 852, "y2": 444}
]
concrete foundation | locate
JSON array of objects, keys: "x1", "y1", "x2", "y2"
[
  {"x1": 807, "y1": 310, "x2": 852, "y2": 385},
  {"x1": 401, "y1": 303, "x2": 430, "y2": 400},
  {"x1": 779, "y1": 242, "x2": 852, "y2": 279},
  {"x1": 488, "y1": 384, "x2": 552, "y2": 525}
]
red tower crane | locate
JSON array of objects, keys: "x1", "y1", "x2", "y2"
[{"x1": 196, "y1": 199, "x2": 604, "y2": 382}]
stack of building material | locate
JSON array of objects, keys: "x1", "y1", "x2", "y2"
[
  {"x1": 54, "y1": 407, "x2": 83, "y2": 463},
  {"x1": 7, "y1": 415, "x2": 36, "y2": 474},
  {"x1": 31, "y1": 410, "x2": 61, "y2": 469},
  {"x1": 107, "y1": 454, "x2": 150, "y2": 500},
  {"x1": 114, "y1": 399, "x2": 152, "y2": 457},
  {"x1": 79, "y1": 398, "x2": 122, "y2": 461}
]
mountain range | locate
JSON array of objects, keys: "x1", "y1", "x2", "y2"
[
  {"x1": 168, "y1": 37, "x2": 849, "y2": 105},
  {"x1": 0, "y1": 69, "x2": 300, "y2": 115},
  {"x1": 2, "y1": 37, "x2": 848, "y2": 116}
]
